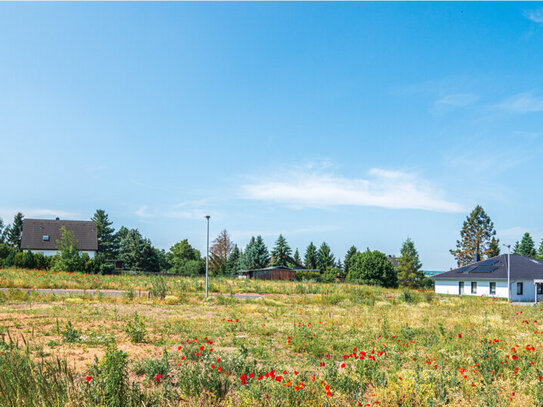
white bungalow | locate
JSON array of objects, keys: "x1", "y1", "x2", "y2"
[{"x1": 432, "y1": 254, "x2": 543, "y2": 303}]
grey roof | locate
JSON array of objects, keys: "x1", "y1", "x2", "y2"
[
  {"x1": 432, "y1": 254, "x2": 543, "y2": 280},
  {"x1": 20, "y1": 219, "x2": 98, "y2": 251}
]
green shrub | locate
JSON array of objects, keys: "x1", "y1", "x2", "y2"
[
  {"x1": 150, "y1": 276, "x2": 168, "y2": 298},
  {"x1": 124, "y1": 313, "x2": 146, "y2": 343},
  {"x1": 133, "y1": 351, "x2": 170, "y2": 381},
  {"x1": 295, "y1": 270, "x2": 320, "y2": 281},
  {"x1": 61, "y1": 321, "x2": 81, "y2": 343},
  {"x1": 21, "y1": 250, "x2": 35, "y2": 269}
]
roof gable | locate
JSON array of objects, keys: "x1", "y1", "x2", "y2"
[{"x1": 20, "y1": 219, "x2": 98, "y2": 251}]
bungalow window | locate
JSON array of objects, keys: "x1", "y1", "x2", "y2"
[
  {"x1": 538, "y1": 284, "x2": 543, "y2": 295},
  {"x1": 471, "y1": 282, "x2": 477, "y2": 294},
  {"x1": 489, "y1": 282, "x2": 496, "y2": 295},
  {"x1": 517, "y1": 282, "x2": 523, "y2": 296},
  {"x1": 459, "y1": 281, "x2": 464, "y2": 295}
]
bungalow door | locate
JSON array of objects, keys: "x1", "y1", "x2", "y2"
[{"x1": 459, "y1": 281, "x2": 464, "y2": 295}]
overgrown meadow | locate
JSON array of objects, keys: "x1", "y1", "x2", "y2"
[{"x1": 1, "y1": 268, "x2": 543, "y2": 406}]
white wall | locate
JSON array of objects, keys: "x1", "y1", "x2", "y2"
[
  {"x1": 30, "y1": 250, "x2": 96, "y2": 259},
  {"x1": 435, "y1": 279, "x2": 543, "y2": 302},
  {"x1": 434, "y1": 280, "x2": 508, "y2": 299}
]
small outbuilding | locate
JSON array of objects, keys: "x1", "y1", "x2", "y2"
[
  {"x1": 239, "y1": 266, "x2": 296, "y2": 281},
  {"x1": 432, "y1": 254, "x2": 543, "y2": 303}
]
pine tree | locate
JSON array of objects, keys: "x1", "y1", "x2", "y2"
[
  {"x1": 538, "y1": 240, "x2": 543, "y2": 260},
  {"x1": 304, "y1": 242, "x2": 318, "y2": 269},
  {"x1": 0, "y1": 217, "x2": 5, "y2": 243},
  {"x1": 240, "y1": 236, "x2": 269, "y2": 270},
  {"x1": 344, "y1": 246, "x2": 357, "y2": 276},
  {"x1": 517, "y1": 232, "x2": 536, "y2": 257},
  {"x1": 91, "y1": 209, "x2": 118, "y2": 258},
  {"x1": 226, "y1": 244, "x2": 242, "y2": 275},
  {"x1": 317, "y1": 242, "x2": 335, "y2": 271},
  {"x1": 293, "y1": 249, "x2": 302, "y2": 266},
  {"x1": 270, "y1": 235, "x2": 292, "y2": 267},
  {"x1": 118, "y1": 229, "x2": 159, "y2": 272},
  {"x1": 397, "y1": 238, "x2": 425, "y2": 288},
  {"x1": 7, "y1": 212, "x2": 24, "y2": 250},
  {"x1": 513, "y1": 241, "x2": 520, "y2": 254},
  {"x1": 488, "y1": 237, "x2": 500, "y2": 258},
  {"x1": 450, "y1": 205, "x2": 496, "y2": 266}
]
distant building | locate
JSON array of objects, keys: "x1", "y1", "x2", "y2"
[
  {"x1": 20, "y1": 218, "x2": 98, "y2": 258},
  {"x1": 240, "y1": 266, "x2": 297, "y2": 281},
  {"x1": 431, "y1": 254, "x2": 543, "y2": 303},
  {"x1": 387, "y1": 255, "x2": 399, "y2": 268}
]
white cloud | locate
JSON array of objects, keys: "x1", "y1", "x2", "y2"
[
  {"x1": 496, "y1": 92, "x2": 543, "y2": 113},
  {"x1": 434, "y1": 93, "x2": 479, "y2": 108},
  {"x1": 497, "y1": 227, "x2": 542, "y2": 245},
  {"x1": 524, "y1": 8, "x2": 543, "y2": 24},
  {"x1": 134, "y1": 205, "x2": 154, "y2": 219},
  {"x1": 240, "y1": 166, "x2": 465, "y2": 213}
]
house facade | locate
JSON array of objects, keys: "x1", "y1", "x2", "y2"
[
  {"x1": 20, "y1": 218, "x2": 98, "y2": 258},
  {"x1": 432, "y1": 254, "x2": 543, "y2": 303}
]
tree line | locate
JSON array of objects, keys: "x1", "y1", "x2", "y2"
[{"x1": 0, "y1": 210, "x2": 430, "y2": 289}]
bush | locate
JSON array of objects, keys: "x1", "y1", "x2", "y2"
[
  {"x1": 295, "y1": 270, "x2": 321, "y2": 281},
  {"x1": 21, "y1": 250, "x2": 35, "y2": 269},
  {"x1": 347, "y1": 250, "x2": 398, "y2": 288},
  {"x1": 0, "y1": 243, "x2": 12, "y2": 262},
  {"x1": 133, "y1": 351, "x2": 170, "y2": 381},
  {"x1": 150, "y1": 276, "x2": 168, "y2": 298},
  {"x1": 124, "y1": 313, "x2": 146, "y2": 343},
  {"x1": 33, "y1": 253, "x2": 50, "y2": 270},
  {"x1": 61, "y1": 321, "x2": 81, "y2": 343},
  {"x1": 321, "y1": 266, "x2": 342, "y2": 283},
  {"x1": 2, "y1": 250, "x2": 15, "y2": 267},
  {"x1": 13, "y1": 252, "x2": 25, "y2": 268}
]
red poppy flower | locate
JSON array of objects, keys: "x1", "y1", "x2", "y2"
[{"x1": 86, "y1": 375, "x2": 92, "y2": 382}]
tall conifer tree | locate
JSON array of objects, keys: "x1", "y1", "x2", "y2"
[
  {"x1": 304, "y1": 242, "x2": 318, "y2": 269},
  {"x1": 270, "y1": 235, "x2": 292, "y2": 267},
  {"x1": 397, "y1": 238, "x2": 425, "y2": 288},
  {"x1": 517, "y1": 232, "x2": 536, "y2": 257},
  {"x1": 450, "y1": 205, "x2": 496, "y2": 266}
]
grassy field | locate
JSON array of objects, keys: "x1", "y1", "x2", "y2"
[{"x1": 1, "y1": 269, "x2": 543, "y2": 406}]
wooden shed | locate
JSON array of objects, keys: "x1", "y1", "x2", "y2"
[{"x1": 240, "y1": 266, "x2": 296, "y2": 281}]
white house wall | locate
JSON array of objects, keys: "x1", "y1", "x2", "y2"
[
  {"x1": 30, "y1": 249, "x2": 96, "y2": 259},
  {"x1": 435, "y1": 279, "x2": 542, "y2": 302}
]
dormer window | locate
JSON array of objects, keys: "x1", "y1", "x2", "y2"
[{"x1": 43, "y1": 235, "x2": 50, "y2": 241}]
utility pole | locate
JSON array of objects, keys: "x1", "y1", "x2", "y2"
[
  {"x1": 205, "y1": 215, "x2": 210, "y2": 298},
  {"x1": 504, "y1": 244, "x2": 511, "y2": 303}
]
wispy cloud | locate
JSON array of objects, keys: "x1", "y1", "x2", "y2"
[
  {"x1": 524, "y1": 8, "x2": 543, "y2": 24},
  {"x1": 497, "y1": 227, "x2": 542, "y2": 244},
  {"x1": 435, "y1": 93, "x2": 479, "y2": 108},
  {"x1": 231, "y1": 225, "x2": 339, "y2": 241},
  {"x1": 134, "y1": 205, "x2": 155, "y2": 219},
  {"x1": 0, "y1": 208, "x2": 78, "y2": 221},
  {"x1": 496, "y1": 92, "x2": 543, "y2": 114},
  {"x1": 240, "y1": 166, "x2": 465, "y2": 213}
]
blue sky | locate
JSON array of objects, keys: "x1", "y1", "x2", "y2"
[{"x1": 1, "y1": 2, "x2": 543, "y2": 270}]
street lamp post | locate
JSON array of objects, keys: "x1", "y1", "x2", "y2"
[
  {"x1": 205, "y1": 215, "x2": 210, "y2": 298},
  {"x1": 504, "y1": 244, "x2": 511, "y2": 303}
]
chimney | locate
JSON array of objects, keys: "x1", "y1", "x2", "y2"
[
  {"x1": 55, "y1": 217, "x2": 60, "y2": 220},
  {"x1": 473, "y1": 252, "x2": 480, "y2": 263}
]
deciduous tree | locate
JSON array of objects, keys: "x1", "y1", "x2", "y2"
[
  {"x1": 347, "y1": 250, "x2": 398, "y2": 288},
  {"x1": 210, "y1": 230, "x2": 234, "y2": 275},
  {"x1": 450, "y1": 205, "x2": 496, "y2": 266},
  {"x1": 167, "y1": 239, "x2": 202, "y2": 274},
  {"x1": 52, "y1": 226, "x2": 83, "y2": 272}
]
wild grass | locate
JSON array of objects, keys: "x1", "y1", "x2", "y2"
[{"x1": 0, "y1": 270, "x2": 542, "y2": 405}]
